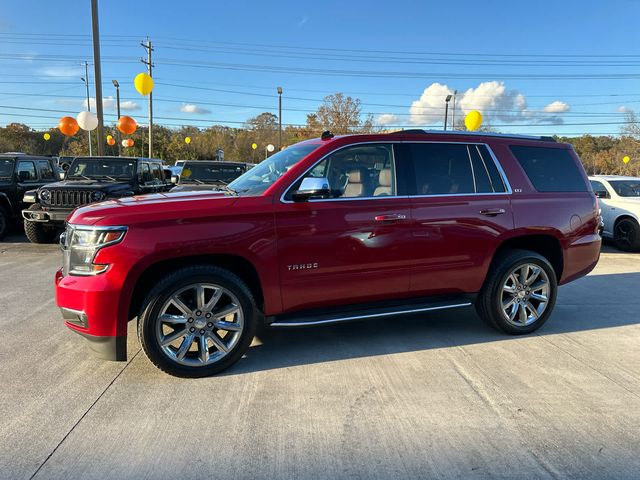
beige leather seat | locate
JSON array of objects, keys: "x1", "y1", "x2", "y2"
[
  {"x1": 374, "y1": 169, "x2": 392, "y2": 196},
  {"x1": 343, "y1": 170, "x2": 364, "y2": 197}
]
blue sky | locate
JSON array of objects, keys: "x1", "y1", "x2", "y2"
[{"x1": 1, "y1": 0, "x2": 640, "y2": 136}]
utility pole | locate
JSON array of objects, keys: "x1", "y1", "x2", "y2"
[
  {"x1": 451, "y1": 90, "x2": 458, "y2": 130},
  {"x1": 81, "y1": 61, "x2": 93, "y2": 155},
  {"x1": 91, "y1": 0, "x2": 105, "y2": 155},
  {"x1": 444, "y1": 95, "x2": 452, "y2": 131},
  {"x1": 112, "y1": 80, "x2": 121, "y2": 156},
  {"x1": 141, "y1": 37, "x2": 154, "y2": 158}
]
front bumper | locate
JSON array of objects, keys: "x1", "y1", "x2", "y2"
[
  {"x1": 22, "y1": 208, "x2": 70, "y2": 223},
  {"x1": 55, "y1": 268, "x2": 128, "y2": 361}
]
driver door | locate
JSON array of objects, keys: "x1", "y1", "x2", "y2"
[{"x1": 275, "y1": 143, "x2": 413, "y2": 313}]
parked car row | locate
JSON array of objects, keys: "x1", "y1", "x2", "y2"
[{"x1": 0, "y1": 153, "x2": 252, "y2": 242}]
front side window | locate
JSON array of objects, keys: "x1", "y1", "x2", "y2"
[
  {"x1": 589, "y1": 180, "x2": 609, "y2": 197},
  {"x1": 68, "y1": 159, "x2": 136, "y2": 180},
  {"x1": 228, "y1": 143, "x2": 319, "y2": 196},
  {"x1": 16, "y1": 161, "x2": 37, "y2": 181},
  {"x1": 37, "y1": 160, "x2": 54, "y2": 180},
  {"x1": 150, "y1": 163, "x2": 164, "y2": 181},
  {"x1": 288, "y1": 143, "x2": 396, "y2": 200},
  {"x1": 608, "y1": 180, "x2": 640, "y2": 197}
]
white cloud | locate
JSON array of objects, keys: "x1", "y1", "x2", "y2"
[
  {"x1": 83, "y1": 96, "x2": 140, "y2": 111},
  {"x1": 618, "y1": 105, "x2": 632, "y2": 113},
  {"x1": 376, "y1": 113, "x2": 399, "y2": 126},
  {"x1": 543, "y1": 101, "x2": 570, "y2": 113},
  {"x1": 405, "y1": 81, "x2": 566, "y2": 127},
  {"x1": 39, "y1": 66, "x2": 83, "y2": 78},
  {"x1": 180, "y1": 103, "x2": 211, "y2": 115}
]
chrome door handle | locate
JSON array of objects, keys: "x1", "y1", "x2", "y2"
[
  {"x1": 479, "y1": 208, "x2": 506, "y2": 216},
  {"x1": 374, "y1": 214, "x2": 407, "y2": 222}
]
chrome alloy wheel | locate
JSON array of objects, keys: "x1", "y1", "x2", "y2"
[
  {"x1": 155, "y1": 283, "x2": 244, "y2": 366},
  {"x1": 500, "y1": 263, "x2": 550, "y2": 327}
]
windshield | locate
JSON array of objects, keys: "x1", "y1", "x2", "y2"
[
  {"x1": 67, "y1": 158, "x2": 136, "y2": 180},
  {"x1": 181, "y1": 163, "x2": 246, "y2": 184},
  {"x1": 0, "y1": 158, "x2": 14, "y2": 179},
  {"x1": 609, "y1": 180, "x2": 640, "y2": 197},
  {"x1": 228, "y1": 143, "x2": 319, "y2": 196}
]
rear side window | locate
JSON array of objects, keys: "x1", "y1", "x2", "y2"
[
  {"x1": 408, "y1": 143, "x2": 475, "y2": 195},
  {"x1": 510, "y1": 146, "x2": 587, "y2": 192},
  {"x1": 37, "y1": 160, "x2": 54, "y2": 180},
  {"x1": 469, "y1": 145, "x2": 507, "y2": 193}
]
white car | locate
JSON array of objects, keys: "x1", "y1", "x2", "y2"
[{"x1": 589, "y1": 175, "x2": 640, "y2": 251}]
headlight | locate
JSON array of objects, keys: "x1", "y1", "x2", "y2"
[
  {"x1": 61, "y1": 225, "x2": 127, "y2": 276},
  {"x1": 40, "y1": 189, "x2": 50, "y2": 202},
  {"x1": 91, "y1": 191, "x2": 105, "y2": 202}
]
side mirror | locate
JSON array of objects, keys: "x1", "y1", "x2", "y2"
[
  {"x1": 171, "y1": 175, "x2": 179, "y2": 185},
  {"x1": 594, "y1": 190, "x2": 609, "y2": 199},
  {"x1": 292, "y1": 177, "x2": 331, "y2": 202},
  {"x1": 58, "y1": 171, "x2": 65, "y2": 180}
]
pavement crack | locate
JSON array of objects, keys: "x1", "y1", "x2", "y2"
[{"x1": 28, "y1": 348, "x2": 142, "y2": 480}]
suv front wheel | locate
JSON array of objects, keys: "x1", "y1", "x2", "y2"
[
  {"x1": 23, "y1": 204, "x2": 58, "y2": 244},
  {"x1": 476, "y1": 250, "x2": 557, "y2": 334},
  {"x1": 138, "y1": 265, "x2": 258, "y2": 377}
]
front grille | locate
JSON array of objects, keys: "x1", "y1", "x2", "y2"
[{"x1": 46, "y1": 190, "x2": 94, "y2": 208}]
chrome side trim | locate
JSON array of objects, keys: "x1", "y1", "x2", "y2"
[{"x1": 269, "y1": 302, "x2": 472, "y2": 327}]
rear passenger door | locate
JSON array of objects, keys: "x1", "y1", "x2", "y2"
[{"x1": 404, "y1": 142, "x2": 514, "y2": 295}]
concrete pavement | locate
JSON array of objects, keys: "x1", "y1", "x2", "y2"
[{"x1": 0, "y1": 232, "x2": 639, "y2": 479}]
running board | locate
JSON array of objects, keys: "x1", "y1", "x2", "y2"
[{"x1": 268, "y1": 299, "x2": 473, "y2": 328}]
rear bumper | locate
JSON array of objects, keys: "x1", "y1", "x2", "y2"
[
  {"x1": 55, "y1": 268, "x2": 128, "y2": 361},
  {"x1": 560, "y1": 233, "x2": 601, "y2": 285}
]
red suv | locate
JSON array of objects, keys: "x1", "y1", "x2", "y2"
[{"x1": 56, "y1": 130, "x2": 601, "y2": 377}]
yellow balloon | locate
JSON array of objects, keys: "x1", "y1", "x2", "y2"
[
  {"x1": 623, "y1": 155, "x2": 631, "y2": 164},
  {"x1": 185, "y1": 136, "x2": 191, "y2": 144},
  {"x1": 181, "y1": 168, "x2": 192, "y2": 178},
  {"x1": 106, "y1": 134, "x2": 113, "y2": 141},
  {"x1": 43, "y1": 133, "x2": 51, "y2": 141},
  {"x1": 134, "y1": 72, "x2": 154, "y2": 96},
  {"x1": 465, "y1": 110, "x2": 483, "y2": 131},
  {"x1": 251, "y1": 143, "x2": 258, "y2": 150}
]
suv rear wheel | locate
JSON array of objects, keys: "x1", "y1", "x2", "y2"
[
  {"x1": 137, "y1": 265, "x2": 257, "y2": 377},
  {"x1": 23, "y1": 204, "x2": 58, "y2": 244},
  {"x1": 613, "y1": 218, "x2": 640, "y2": 252},
  {"x1": 476, "y1": 249, "x2": 557, "y2": 334}
]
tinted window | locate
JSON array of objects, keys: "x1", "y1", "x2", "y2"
[
  {"x1": 0, "y1": 158, "x2": 14, "y2": 179},
  {"x1": 150, "y1": 163, "x2": 164, "y2": 181},
  {"x1": 589, "y1": 180, "x2": 607, "y2": 193},
  {"x1": 140, "y1": 163, "x2": 152, "y2": 183},
  {"x1": 37, "y1": 160, "x2": 54, "y2": 180},
  {"x1": 510, "y1": 146, "x2": 587, "y2": 192},
  {"x1": 608, "y1": 180, "x2": 640, "y2": 197},
  {"x1": 16, "y1": 161, "x2": 37, "y2": 181},
  {"x1": 477, "y1": 145, "x2": 506, "y2": 192},
  {"x1": 181, "y1": 163, "x2": 246, "y2": 184},
  {"x1": 290, "y1": 144, "x2": 395, "y2": 199},
  {"x1": 408, "y1": 143, "x2": 474, "y2": 195},
  {"x1": 68, "y1": 159, "x2": 135, "y2": 179},
  {"x1": 469, "y1": 145, "x2": 493, "y2": 193}
]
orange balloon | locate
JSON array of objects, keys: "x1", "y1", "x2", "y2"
[
  {"x1": 124, "y1": 138, "x2": 134, "y2": 147},
  {"x1": 117, "y1": 116, "x2": 137, "y2": 135},
  {"x1": 58, "y1": 116, "x2": 79, "y2": 136},
  {"x1": 107, "y1": 137, "x2": 116, "y2": 146}
]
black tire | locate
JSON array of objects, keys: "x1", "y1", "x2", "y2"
[
  {"x1": 0, "y1": 207, "x2": 8, "y2": 240},
  {"x1": 476, "y1": 249, "x2": 557, "y2": 335},
  {"x1": 613, "y1": 218, "x2": 640, "y2": 252},
  {"x1": 23, "y1": 204, "x2": 58, "y2": 244},
  {"x1": 137, "y1": 265, "x2": 258, "y2": 377}
]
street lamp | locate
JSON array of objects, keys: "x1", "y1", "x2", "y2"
[
  {"x1": 81, "y1": 65, "x2": 92, "y2": 155},
  {"x1": 112, "y1": 79, "x2": 121, "y2": 156},
  {"x1": 444, "y1": 94, "x2": 453, "y2": 131},
  {"x1": 277, "y1": 86, "x2": 283, "y2": 149}
]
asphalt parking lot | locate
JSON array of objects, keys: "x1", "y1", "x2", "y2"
[{"x1": 0, "y1": 233, "x2": 639, "y2": 480}]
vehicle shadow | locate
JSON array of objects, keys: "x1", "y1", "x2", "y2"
[{"x1": 224, "y1": 271, "x2": 640, "y2": 376}]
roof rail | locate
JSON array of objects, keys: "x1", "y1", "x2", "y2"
[{"x1": 389, "y1": 129, "x2": 556, "y2": 143}]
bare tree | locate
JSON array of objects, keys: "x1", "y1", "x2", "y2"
[{"x1": 314, "y1": 93, "x2": 369, "y2": 134}]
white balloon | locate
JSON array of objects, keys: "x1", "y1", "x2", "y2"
[
  {"x1": 122, "y1": 139, "x2": 129, "y2": 147},
  {"x1": 266, "y1": 144, "x2": 275, "y2": 152},
  {"x1": 77, "y1": 111, "x2": 98, "y2": 131}
]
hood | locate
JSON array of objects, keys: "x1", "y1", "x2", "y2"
[
  {"x1": 41, "y1": 179, "x2": 133, "y2": 192},
  {"x1": 171, "y1": 184, "x2": 227, "y2": 192},
  {"x1": 68, "y1": 189, "x2": 235, "y2": 226}
]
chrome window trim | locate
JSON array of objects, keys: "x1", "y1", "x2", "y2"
[
  {"x1": 280, "y1": 141, "x2": 402, "y2": 204},
  {"x1": 279, "y1": 140, "x2": 512, "y2": 204},
  {"x1": 466, "y1": 145, "x2": 478, "y2": 194}
]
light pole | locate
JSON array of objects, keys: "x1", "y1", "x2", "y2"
[
  {"x1": 444, "y1": 94, "x2": 453, "y2": 131},
  {"x1": 112, "y1": 80, "x2": 121, "y2": 156},
  {"x1": 451, "y1": 90, "x2": 458, "y2": 130},
  {"x1": 81, "y1": 63, "x2": 92, "y2": 155},
  {"x1": 91, "y1": 0, "x2": 105, "y2": 155},
  {"x1": 277, "y1": 86, "x2": 283, "y2": 149}
]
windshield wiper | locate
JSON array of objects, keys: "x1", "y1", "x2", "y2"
[
  {"x1": 216, "y1": 185, "x2": 238, "y2": 195},
  {"x1": 68, "y1": 174, "x2": 92, "y2": 181}
]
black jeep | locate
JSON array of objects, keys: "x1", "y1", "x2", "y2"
[
  {"x1": 170, "y1": 160, "x2": 254, "y2": 192},
  {"x1": 0, "y1": 154, "x2": 62, "y2": 240},
  {"x1": 22, "y1": 156, "x2": 170, "y2": 243}
]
